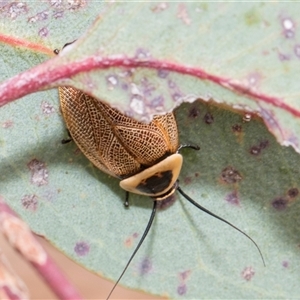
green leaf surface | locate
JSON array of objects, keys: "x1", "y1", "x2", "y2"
[
  {"x1": 1, "y1": 2, "x2": 300, "y2": 151},
  {"x1": 1, "y1": 96, "x2": 300, "y2": 299},
  {"x1": 1, "y1": 2, "x2": 300, "y2": 299},
  {"x1": 46, "y1": 2, "x2": 300, "y2": 152}
]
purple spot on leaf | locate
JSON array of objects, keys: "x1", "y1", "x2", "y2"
[
  {"x1": 272, "y1": 197, "x2": 288, "y2": 211},
  {"x1": 259, "y1": 107, "x2": 280, "y2": 131},
  {"x1": 282, "y1": 260, "x2": 289, "y2": 268},
  {"x1": 288, "y1": 188, "x2": 299, "y2": 198},
  {"x1": 247, "y1": 72, "x2": 262, "y2": 87},
  {"x1": 177, "y1": 270, "x2": 190, "y2": 295},
  {"x1": 21, "y1": 194, "x2": 38, "y2": 211},
  {"x1": 177, "y1": 284, "x2": 187, "y2": 295},
  {"x1": 74, "y1": 241, "x2": 90, "y2": 256},
  {"x1": 121, "y1": 83, "x2": 128, "y2": 91},
  {"x1": 177, "y1": 3, "x2": 191, "y2": 25},
  {"x1": 241, "y1": 266, "x2": 255, "y2": 281},
  {"x1": 141, "y1": 78, "x2": 155, "y2": 97},
  {"x1": 53, "y1": 11, "x2": 64, "y2": 19},
  {"x1": 125, "y1": 232, "x2": 139, "y2": 248},
  {"x1": 204, "y1": 112, "x2": 214, "y2": 124},
  {"x1": 232, "y1": 124, "x2": 242, "y2": 133},
  {"x1": 225, "y1": 191, "x2": 240, "y2": 206},
  {"x1": 278, "y1": 52, "x2": 290, "y2": 61},
  {"x1": 284, "y1": 30, "x2": 294, "y2": 38},
  {"x1": 184, "y1": 176, "x2": 192, "y2": 185},
  {"x1": 38, "y1": 27, "x2": 49, "y2": 38},
  {"x1": 157, "y1": 69, "x2": 169, "y2": 78},
  {"x1": 41, "y1": 101, "x2": 55, "y2": 115},
  {"x1": 28, "y1": 10, "x2": 49, "y2": 23},
  {"x1": 152, "y1": 3, "x2": 169, "y2": 13},
  {"x1": 250, "y1": 140, "x2": 269, "y2": 156},
  {"x1": 179, "y1": 270, "x2": 191, "y2": 281},
  {"x1": 259, "y1": 140, "x2": 269, "y2": 149},
  {"x1": 188, "y1": 106, "x2": 200, "y2": 118},
  {"x1": 68, "y1": 0, "x2": 86, "y2": 11},
  {"x1": 221, "y1": 166, "x2": 242, "y2": 184},
  {"x1": 294, "y1": 45, "x2": 300, "y2": 58},
  {"x1": 2, "y1": 120, "x2": 13, "y2": 129},
  {"x1": 1, "y1": 2, "x2": 28, "y2": 19},
  {"x1": 281, "y1": 18, "x2": 295, "y2": 38},
  {"x1": 50, "y1": 0, "x2": 63, "y2": 8},
  {"x1": 140, "y1": 258, "x2": 152, "y2": 275},
  {"x1": 151, "y1": 95, "x2": 164, "y2": 107},
  {"x1": 135, "y1": 48, "x2": 151, "y2": 61},
  {"x1": 27, "y1": 159, "x2": 48, "y2": 187},
  {"x1": 172, "y1": 93, "x2": 182, "y2": 101},
  {"x1": 157, "y1": 194, "x2": 176, "y2": 210},
  {"x1": 168, "y1": 80, "x2": 176, "y2": 89}
]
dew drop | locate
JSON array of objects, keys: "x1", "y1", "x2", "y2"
[{"x1": 243, "y1": 113, "x2": 252, "y2": 122}]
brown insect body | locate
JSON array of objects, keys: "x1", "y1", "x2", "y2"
[{"x1": 59, "y1": 86, "x2": 181, "y2": 198}]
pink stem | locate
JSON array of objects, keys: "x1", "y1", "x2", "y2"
[
  {"x1": 0, "y1": 196, "x2": 83, "y2": 300},
  {"x1": 0, "y1": 53, "x2": 299, "y2": 118}
]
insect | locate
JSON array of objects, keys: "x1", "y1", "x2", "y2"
[{"x1": 55, "y1": 43, "x2": 265, "y2": 299}]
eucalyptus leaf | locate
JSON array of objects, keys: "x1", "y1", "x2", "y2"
[
  {"x1": 1, "y1": 96, "x2": 300, "y2": 299},
  {"x1": 1, "y1": 2, "x2": 300, "y2": 299}
]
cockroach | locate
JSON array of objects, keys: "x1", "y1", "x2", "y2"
[{"x1": 55, "y1": 43, "x2": 265, "y2": 299}]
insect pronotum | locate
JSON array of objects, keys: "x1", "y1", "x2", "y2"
[{"x1": 55, "y1": 43, "x2": 265, "y2": 299}]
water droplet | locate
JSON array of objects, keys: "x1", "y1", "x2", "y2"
[{"x1": 243, "y1": 113, "x2": 252, "y2": 122}]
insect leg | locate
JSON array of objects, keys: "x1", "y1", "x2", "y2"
[
  {"x1": 61, "y1": 129, "x2": 73, "y2": 144},
  {"x1": 124, "y1": 192, "x2": 130, "y2": 208}
]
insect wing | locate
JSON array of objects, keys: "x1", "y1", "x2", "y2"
[
  {"x1": 59, "y1": 87, "x2": 179, "y2": 178},
  {"x1": 59, "y1": 87, "x2": 137, "y2": 177},
  {"x1": 94, "y1": 100, "x2": 179, "y2": 167}
]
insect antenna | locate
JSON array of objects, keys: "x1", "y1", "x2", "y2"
[
  {"x1": 177, "y1": 186, "x2": 265, "y2": 267},
  {"x1": 106, "y1": 200, "x2": 157, "y2": 300},
  {"x1": 177, "y1": 144, "x2": 200, "y2": 152}
]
